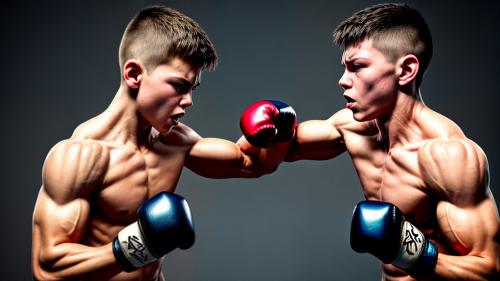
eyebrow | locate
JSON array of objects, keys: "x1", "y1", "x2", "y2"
[
  {"x1": 342, "y1": 56, "x2": 368, "y2": 65},
  {"x1": 172, "y1": 77, "x2": 200, "y2": 89}
]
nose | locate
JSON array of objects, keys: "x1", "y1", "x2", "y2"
[
  {"x1": 338, "y1": 70, "x2": 352, "y2": 91},
  {"x1": 180, "y1": 92, "x2": 193, "y2": 108}
]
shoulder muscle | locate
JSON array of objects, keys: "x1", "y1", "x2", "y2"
[
  {"x1": 159, "y1": 123, "x2": 201, "y2": 147},
  {"x1": 42, "y1": 140, "x2": 109, "y2": 204},
  {"x1": 418, "y1": 138, "x2": 489, "y2": 205}
]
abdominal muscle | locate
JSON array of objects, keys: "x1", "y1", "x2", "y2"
[{"x1": 80, "y1": 142, "x2": 183, "y2": 280}]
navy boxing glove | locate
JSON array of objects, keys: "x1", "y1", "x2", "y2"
[
  {"x1": 112, "y1": 192, "x2": 195, "y2": 272},
  {"x1": 350, "y1": 200, "x2": 438, "y2": 277},
  {"x1": 240, "y1": 100, "x2": 297, "y2": 148}
]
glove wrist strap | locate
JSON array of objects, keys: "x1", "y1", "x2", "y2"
[
  {"x1": 115, "y1": 222, "x2": 156, "y2": 269},
  {"x1": 392, "y1": 220, "x2": 426, "y2": 270},
  {"x1": 392, "y1": 220, "x2": 438, "y2": 276}
]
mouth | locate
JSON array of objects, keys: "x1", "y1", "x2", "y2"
[
  {"x1": 343, "y1": 95, "x2": 356, "y2": 110},
  {"x1": 170, "y1": 112, "x2": 185, "y2": 125}
]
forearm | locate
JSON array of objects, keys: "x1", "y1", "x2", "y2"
[
  {"x1": 423, "y1": 252, "x2": 499, "y2": 281},
  {"x1": 33, "y1": 242, "x2": 122, "y2": 281},
  {"x1": 186, "y1": 136, "x2": 291, "y2": 179},
  {"x1": 238, "y1": 135, "x2": 293, "y2": 174}
]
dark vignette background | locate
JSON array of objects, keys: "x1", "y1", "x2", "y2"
[{"x1": 1, "y1": 0, "x2": 499, "y2": 280}]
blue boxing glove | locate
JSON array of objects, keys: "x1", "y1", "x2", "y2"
[
  {"x1": 350, "y1": 200, "x2": 438, "y2": 277},
  {"x1": 112, "y1": 192, "x2": 195, "y2": 272}
]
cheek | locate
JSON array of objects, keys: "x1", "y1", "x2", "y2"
[
  {"x1": 373, "y1": 80, "x2": 394, "y2": 97},
  {"x1": 136, "y1": 90, "x2": 158, "y2": 115},
  {"x1": 137, "y1": 81, "x2": 173, "y2": 111},
  {"x1": 364, "y1": 71, "x2": 396, "y2": 98}
]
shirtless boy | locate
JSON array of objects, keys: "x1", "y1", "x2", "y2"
[
  {"x1": 31, "y1": 6, "x2": 295, "y2": 281},
  {"x1": 239, "y1": 3, "x2": 500, "y2": 280}
]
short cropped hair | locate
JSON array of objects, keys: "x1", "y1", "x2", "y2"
[
  {"x1": 119, "y1": 6, "x2": 217, "y2": 72},
  {"x1": 333, "y1": 3, "x2": 432, "y2": 87}
]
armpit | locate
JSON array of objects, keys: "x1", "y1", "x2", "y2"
[{"x1": 418, "y1": 138, "x2": 489, "y2": 206}]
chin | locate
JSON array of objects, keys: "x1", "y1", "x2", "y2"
[
  {"x1": 155, "y1": 124, "x2": 174, "y2": 135},
  {"x1": 351, "y1": 111, "x2": 366, "y2": 122},
  {"x1": 352, "y1": 111, "x2": 376, "y2": 122}
]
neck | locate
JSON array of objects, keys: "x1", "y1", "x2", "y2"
[
  {"x1": 98, "y1": 85, "x2": 151, "y2": 147},
  {"x1": 375, "y1": 90, "x2": 424, "y2": 151}
]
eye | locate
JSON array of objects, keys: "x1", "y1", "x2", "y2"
[
  {"x1": 169, "y1": 81, "x2": 189, "y2": 94},
  {"x1": 347, "y1": 63, "x2": 363, "y2": 72},
  {"x1": 192, "y1": 82, "x2": 200, "y2": 91},
  {"x1": 169, "y1": 81, "x2": 181, "y2": 91}
]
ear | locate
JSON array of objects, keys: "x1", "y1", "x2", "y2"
[
  {"x1": 123, "y1": 59, "x2": 144, "y2": 89},
  {"x1": 397, "y1": 54, "x2": 419, "y2": 87}
]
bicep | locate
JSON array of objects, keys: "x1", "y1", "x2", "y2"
[
  {"x1": 286, "y1": 118, "x2": 346, "y2": 161},
  {"x1": 33, "y1": 188, "x2": 91, "y2": 248},
  {"x1": 32, "y1": 190, "x2": 120, "y2": 280},
  {"x1": 420, "y1": 138, "x2": 496, "y2": 252},
  {"x1": 32, "y1": 187, "x2": 91, "y2": 275},
  {"x1": 434, "y1": 196, "x2": 500, "y2": 278},
  {"x1": 36, "y1": 140, "x2": 107, "y2": 251},
  {"x1": 437, "y1": 197, "x2": 499, "y2": 256},
  {"x1": 33, "y1": 140, "x2": 112, "y2": 275},
  {"x1": 421, "y1": 139, "x2": 500, "y2": 277},
  {"x1": 185, "y1": 137, "x2": 252, "y2": 178}
]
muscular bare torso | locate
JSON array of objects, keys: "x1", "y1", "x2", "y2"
[
  {"x1": 86, "y1": 131, "x2": 187, "y2": 238},
  {"x1": 334, "y1": 106, "x2": 495, "y2": 280},
  {"x1": 347, "y1": 135, "x2": 435, "y2": 224},
  {"x1": 32, "y1": 113, "x2": 199, "y2": 281}
]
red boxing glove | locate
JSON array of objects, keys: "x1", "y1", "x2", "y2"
[{"x1": 240, "y1": 100, "x2": 297, "y2": 147}]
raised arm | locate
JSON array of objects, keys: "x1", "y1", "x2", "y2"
[
  {"x1": 31, "y1": 140, "x2": 119, "y2": 280},
  {"x1": 185, "y1": 104, "x2": 349, "y2": 179},
  {"x1": 419, "y1": 138, "x2": 500, "y2": 280},
  {"x1": 185, "y1": 133, "x2": 293, "y2": 179},
  {"x1": 186, "y1": 101, "x2": 352, "y2": 178},
  {"x1": 285, "y1": 109, "x2": 349, "y2": 162},
  {"x1": 185, "y1": 100, "x2": 296, "y2": 178}
]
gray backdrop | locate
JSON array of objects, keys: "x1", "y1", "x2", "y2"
[{"x1": 1, "y1": 0, "x2": 499, "y2": 280}]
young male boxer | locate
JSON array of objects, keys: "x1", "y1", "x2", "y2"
[
  {"x1": 239, "y1": 3, "x2": 499, "y2": 280},
  {"x1": 31, "y1": 5, "x2": 296, "y2": 281}
]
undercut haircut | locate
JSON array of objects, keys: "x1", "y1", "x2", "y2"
[
  {"x1": 119, "y1": 6, "x2": 217, "y2": 72},
  {"x1": 333, "y1": 3, "x2": 432, "y2": 87}
]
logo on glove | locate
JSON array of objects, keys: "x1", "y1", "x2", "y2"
[
  {"x1": 402, "y1": 224, "x2": 422, "y2": 255},
  {"x1": 124, "y1": 235, "x2": 148, "y2": 264}
]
